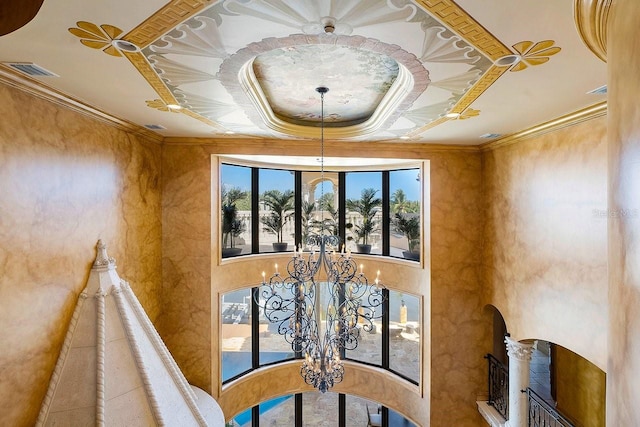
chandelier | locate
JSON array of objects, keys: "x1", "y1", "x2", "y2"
[{"x1": 256, "y1": 87, "x2": 385, "y2": 393}]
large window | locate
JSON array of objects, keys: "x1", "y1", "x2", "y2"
[
  {"x1": 223, "y1": 285, "x2": 420, "y2": 385},
  {"x1": 228, "y1": 392, "x2": 416, "y2": 427},
  {"x1": 221, "y1": 162, "x2": 422, "y2": 262}
]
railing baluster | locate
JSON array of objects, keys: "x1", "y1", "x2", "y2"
[
  {"x1": 485, "y1": 354, "x2": 509, "y2": 421},
  {"x1": 524, "y1": 388, "x2": 574, "y2": 427}
]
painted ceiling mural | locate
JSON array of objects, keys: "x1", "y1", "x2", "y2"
[{"x1": 0, "y1": 0, "x2": 605, "y2": 144}]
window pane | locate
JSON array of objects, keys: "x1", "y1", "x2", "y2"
[
  {"x1": 221, "y1": 164, "x2": 252, "y2": 257},
  {"x1": 389, "y1": 407, "x2": 418, "y2": 426},
  {"x1": 259, "y1": 395, "x2": 295, "y2": 425},
  {"x1": 221, "y1": 288, "x2": 252, "y2": 382},
  {"x1": 390, "y1": 169, "x2": 421, "y2": 261},
  {"x1": 346, "y1": 172, "x2": 382, "y2": 255},
  {"x1": 258, "y1": 283, "x2": 296, "y2": 364},
  {"x1": 301, "y1": 171, "x2": 339, "y2": 248},
  {"x1": 389, "y1": 290, "x2": 421, "y2": 383},
  {"x1": 345, "y1": 283, "x2": 383, "y2": 366},
  {"x1": 303, "y1": 392, "x2": 338, "y2": 426},
  {"x1": 232, "y1": 408, "x2": 251, "y2": 427},
  {"x1": 260, "y1": 168, "x2": 295, "y2": 253},
  {"x1": 346, "y1": 395, "x2": 380, "y2": 427}
]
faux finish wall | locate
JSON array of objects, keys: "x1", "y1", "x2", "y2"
[
  {"x1": 160, "y1": 143, "x2": 488, "y2": 426},
  {"x1": 0, "y1": 83, "x2": 163, "y2": 427},
  {"x1": 482, "y1": 116, "x2": 608, "y2": 371},
  {"x1": 554, "y1": 344, "x2": 605, "y2": 426},
  {"x1": 608, "y1": 1, "x2": 640, "y2": 424}
]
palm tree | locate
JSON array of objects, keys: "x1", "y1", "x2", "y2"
[
  {"x1": 261, "y1": 189, "x2": 295, "y2": 245},
  {"x1": 221, "y1": 186, "x2": 248, "y2": 253},
  {"x1": 346, "y1": 188, "x2": 382, "y2": 249},
  {"x1": 391, "y1": 189, "x2": 409, "y2": 213}
]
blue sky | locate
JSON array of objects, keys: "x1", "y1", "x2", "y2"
[{"x1": 221, "y1": 164, "x2": 421, "y2": 201}]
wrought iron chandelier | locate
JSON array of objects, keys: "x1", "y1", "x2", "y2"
[{"x1": 256, "y1": 87, "x2": 385, "y2": 393}]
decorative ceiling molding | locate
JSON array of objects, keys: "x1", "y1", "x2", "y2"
[
  {"x1": 413, "y1": 0, "x2": 512, "y2": 61},
  {"x1": 480, "y1": 101, "x2": 607, "y2": 151},
  {"x1": 574, "y1": 0, "x2": 611, "y2": 62},
  {"x1": 122, "y1": 0, "x2": 212, "y2": 49},
  {"x1": 219, "y1": 34, "x2": 430, "y2": 139},
  {"x1": 0, "y1": 63, "x2": 163, "y2": 144}
]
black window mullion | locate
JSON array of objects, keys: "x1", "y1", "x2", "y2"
[
  {"x1": 339, "y1": 394, "x2": 346, "y2": 427},
  {"x1": 382, "y1": 171, "x2": 390, "y2": 256},
  {"x1": 252, "y1": 405, "x2": 260, "y2": 427},
  {"x1": 251, "y1": 168, "x2": 259, "y2": 254},
  {"x1": 251, "y1": 287, "x2": 259, "y2": 369},
  {"x1": 295, "y1": 393, "x2": 303, "y2": 427},
  {"x1": 295, "y1": 171, "x2": 302, "y2": 250},
  {"x1": 338, "y1": 172, "x2": 346, "y2": 248},
  {"x1": 382, "y1": 288, "x2": 390, "y2": 369},
  {"x1": 382, "y1": 406, "x2": 389, "y2": 427}
]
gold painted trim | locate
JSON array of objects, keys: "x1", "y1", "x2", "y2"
[
  {"x1": 123, "y1": 51, "x2": 177, "y2": 106},
  {"x1": 413, "y1": 0, "x2": 512, "y2": 61},
  {"x1": 574, "y1": 0, "x2": 611, "y2": 62},
  {"x1": 480, "y1": 101, "x2": 607, "y2": 151},
  {"x1": 408, "y1": 65, "x2": 509, "y2": 137},
  {"x1": 122, "y1": 0, "x2": 212, "y2": 49},
  {"x1": 0, "y1": 63, "x2": 163, "y2": 143}
]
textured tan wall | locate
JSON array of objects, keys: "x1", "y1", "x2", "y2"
[
  {"x1": 607, "y1": 1, "x2": 640, "y2": 424},
  {"x1": 554, "y1": 345, "x2": 605, "y2": 427},
  {"x1": 0, "y1": 83, "x2": 162, "y2": 427},
  {"x1": 160, "y1": 144, "x2": 487, "y2": 426},
  {"x1": 482, "y1": 116, "x2": 608, "y2": 371}
]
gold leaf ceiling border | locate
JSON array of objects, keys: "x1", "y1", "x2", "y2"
[{"x1": 574, "y1": 0, "x2": 611, "y2": 62}]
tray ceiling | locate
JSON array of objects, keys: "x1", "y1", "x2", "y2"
[{"x1": 0, "y1": 0, "x2": 607, "y2": 145}]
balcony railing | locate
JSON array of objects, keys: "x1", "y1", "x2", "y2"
[
  {"x1": 485, "y1": 353, "x2": 509, "y2": 421},
  {"x1": 525, "y1": 388, "x2": 574, "y2": 427}
]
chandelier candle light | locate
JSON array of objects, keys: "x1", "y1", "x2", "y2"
[{"x1": 256, "y1": 87, "x2": 386, "y2": 393}]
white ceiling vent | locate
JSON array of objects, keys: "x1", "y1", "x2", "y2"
[
  {"x1": 587, "y1": 85, "x2": 607, "y2": 95},
  {"x1": 4, "y1": 62, "x2": 58, "y2": 77},
  {"x1": 144, "y1": 124, "x2": 166, "y2": 130}
]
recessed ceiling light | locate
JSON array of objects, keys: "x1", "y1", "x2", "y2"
[
  {"x1": 495, "y1": 54, "x2": 521, "y2": 67},
  {"x1": 445, "y1": 112, "x2": 460, "y2": 119},
  {"x1": 111, "y1": 39, "x2": 139, "y2": 52}
]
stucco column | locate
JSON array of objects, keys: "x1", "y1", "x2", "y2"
[{"x1": 505, "y1": 337, "x2": 534, "y2": 427}]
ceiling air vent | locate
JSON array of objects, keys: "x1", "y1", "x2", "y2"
[
  {"x1": 4, "y1": 62, "x2": 58, "y2": 77},
  {"x1": 144, "y1": 124, "x2": 166, "y2": 130},
  {"x1": 480, "y1": 133, "x2": 501, "y2": 139},
  {"x1": 587, "y1": 85, "x2": 607, "y2": 95}
]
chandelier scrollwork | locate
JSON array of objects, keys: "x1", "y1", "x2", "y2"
[
  {"x1": 258, "y1": 235, "x2": 384, "y2": 393},
  {"x1": 255, "y1": 86, "x2": 385, "y2": 393}
]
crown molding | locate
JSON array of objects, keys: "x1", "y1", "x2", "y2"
[
  {"x1": 0, "y1": 63, "x2": 163, "y2": 144},
  {"x1": 480, "y1": 101, "x2": 607, "y2": 152},
  {"x1": 574, "y1": 0, "x2": 612, "y2": 62}
]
